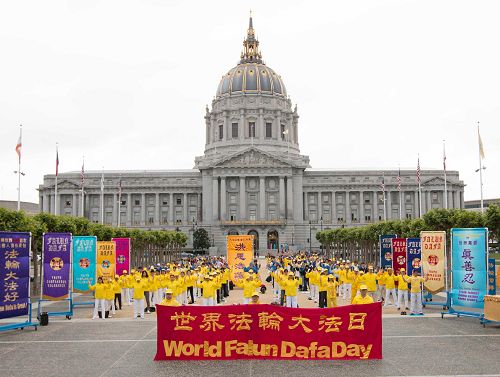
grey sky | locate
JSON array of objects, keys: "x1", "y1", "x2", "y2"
[{"x1": 0, "y1": 0, "x2": 498, "y2": 204}]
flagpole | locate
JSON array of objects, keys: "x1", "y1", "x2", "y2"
[
  {"x1": 382, "y1": 173, "x2": 387, "y2": 221},
  {"x1": 117, "y1": 175, "x2": 122, "y2": 227},
  {"x1": 417, "y1": 154, "x2": 422, "y2": 217},
  {"x1": 398, "y1": 167, "x2": 402, "y2": 220},
  {"x1": 54, "y1": 143, "x2": 58, "y2": 216},
  {"x1": 443, "y1": 140, "x2": 448, "y2": 209},
  {"x1": 477, "y1": 121, "x2": 484, "y2": 213},
  {"x1": 16, "y1": 125, "x2": 22, "y2": 211},
  {"x1": 100, "y1": 168, "x2": 104, "y2": 224},
  {"x1": 80, "y1": 156, "x2": 85, "y2": 217}
]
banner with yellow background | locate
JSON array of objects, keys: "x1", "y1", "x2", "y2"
[
  {"x1": 420, "y1": 231, "x2": 446, "y2": 294},
  {"x1": 96, "y1": 241, "x2": 116, "y2": 280},
  {"x1": 227, "y1": 235, "x2": 253, "y2": 282}
]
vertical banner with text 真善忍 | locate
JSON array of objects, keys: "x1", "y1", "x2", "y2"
[
  {"x1": 406, "y1": 238, "x2": 422, "y2": 275},
  {"x1": 42, "y1": 233, "x2": 72, "y2": 300},
  {"x1": 0, "y1": 232, "x2": 31, "y2": 319},
  {"x1": 155, "y1": 303, "x2": 382, "y2": 360},
  {"x1": 391, "y1": 238, "x2": 407, "y2": 274},
  {"x1": 112, "y1": 238, "x2": 130, "y2": 276},
  {"x1": 451, "y1": 228, "x2": 488, "y2": 309},
  {"x1": 420, "y1": 231, "x2": 446, "y2": 294},
  {"x1": 96, "y1": 241, "x2": 116, "y2": 280},
  {"x1": 227, "y1": 235, "x2": 253, "y2": 282},
  {"x1": 72, "y1": 236, "x2": 97, "y2": 293},
  {"x1": 379, "y1": 235, "x2": 396, "y2": 269}
]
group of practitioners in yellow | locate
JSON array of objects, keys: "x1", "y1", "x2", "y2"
[{"x1": 88, "y1": 253, "x2": 428, "y2": 319}]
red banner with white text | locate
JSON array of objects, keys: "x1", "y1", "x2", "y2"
[{"x1": 155, "y1": 303, "x2": 382, "y2": 360}]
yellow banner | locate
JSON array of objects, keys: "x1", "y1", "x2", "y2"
[
  {"x1": 420, "y1": 231, "x2": 446, "y2": 294},
  {"x1": 96, "y1": 241, "x2": 116, "y2": 280},
  {"x1": 227, "y1": 235, "x2": 254, "y2": 282}
]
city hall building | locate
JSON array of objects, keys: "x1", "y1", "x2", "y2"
[{"x1": 38, "y1": 17, "x2": 464, "y2": 253}]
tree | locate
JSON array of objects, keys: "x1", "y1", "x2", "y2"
[{"x1": 193, "y1": 228, "x2": 211, "y2": 254}]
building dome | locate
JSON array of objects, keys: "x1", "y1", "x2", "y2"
[
  {"x1": 216, "y1": 14, "x2": 286, "y2": 98},
  {"x1": 216, "y1": 63, "x2": 287, "y2": 98}
]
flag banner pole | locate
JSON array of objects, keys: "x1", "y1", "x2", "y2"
[
  {"x1": 443, "y1": 140, "x2": 447, "y2": 210},
  {"x1": 477, "y1": 122, "x2": 485, "y2": 214}
]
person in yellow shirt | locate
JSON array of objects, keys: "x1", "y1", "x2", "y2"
[
  {"x1": 112, "y1": 275, "x2": 122, "y2": 311},
  {"x1": 395, "y1": 268, "x2": 410, "y2": 314},
  {"x1": 199, "y1": 275, "x2": 216, "y2": 306},
  {"x1": 235, "y1": 275, "x2": 261, "y2": 304},
  {"x1": 344, "y1": 267, "x2": 355, "y2": 301},
  {"x1": 337, "y1": 264, "x2": 347, "y2": 299},
  {"x1": 178, "y1": 270, "x2": 188, "y2": 305},
  {"x1": 132, "y1": 276, "x2": 148, "y2": 319},
  {"x1": 159, "y1": 289, "x2": 180, "y2": 306},
  {"x1": 364, "y1": 266, "x2": 378, "y2": 301},
  {"x1": 186, "y1": 270, "x2": 196, "y2": 304},
  {"x1": 352, "y1": 285, "x2": 375, "y2": 305},
  {"x1": 120, "y1": 270, "x2": 130, "y2": 305},
  {"x1": 350, "y1": 269, "x2": 362, "y2": 303},
  {"x1": 105, "y1": 278, "x2": 115, "y2": 317},
  {"x1": 126, "y1": 270, "x2": 135, "y2": 305},
  {"x1": 283, "y1": 273, "x2": 300, "y2": 308},
  {"x1": 249, "y1": 291, "x2": 261, "y2": 304},
  {"x1": 403, "y1": 270, "x2": 427, "y2": 315},
  {"x1": 88, "y1": 277, "x2": 107, "y2": 320},
  {"x1": 318, "y1": 270, "x2": 329, "y2": 308},
  {"x1": 383, "y1": 268, "x2": 397, "y2": 307},
  {"x1": 306, "y1": 267, "x2": 320, "y2": 303},
  {"x1": 326, "y1": 274, "x2": 339, "y2": 308},
  {"x1": 376, "y1": 269, "x2": 386, "y2": 303}
]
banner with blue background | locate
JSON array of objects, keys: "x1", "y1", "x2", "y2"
[
  {"x1": 380, "y1": 234, "x2": 396, "y2": 269},
  {"x1": 72, "y1": 236, "x2": 97, "y2": 293},
  {"x1": 406, "y1": 237, "x2": 422, "y2": 275}
]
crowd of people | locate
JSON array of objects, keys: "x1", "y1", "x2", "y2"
[{"x1": 88, "y1": 253, "x2": 428, "y2": 319}]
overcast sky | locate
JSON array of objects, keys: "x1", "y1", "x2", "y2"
[{"x1": 0, "y1": 0, "x2": 498, "y2": 204}]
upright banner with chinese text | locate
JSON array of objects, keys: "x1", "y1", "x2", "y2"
[
  {"x1": 72, "y1": 236, "x2": 97, "y2": 293},
  {"x1": 487, "y1": 258, "x2": 496, "y2": 295},
  {"x1": 451, "y1": 228, "x2": 487, "y2": 309},
  {"x1": 0, "y1": 232, "x2": 30, "y2": 319},
  {"x1": 42, "y1": 233, "x2": 72, "y2": 300},
  {"x1": 155, "y1": 303, "x2": 382, "y2": 360},
  {"x1": 379, "y1": 235, "x2": 396, "y2": 269},
  {"x1": 96, "y1": 241, "x2": 116, "y2": 280},
  {"x1": 391, "y1": 238, "x2": 407, "y2": 274},
  {"x1": 227, "y1": 235, "x2": 253, "y2": 281},
  {"x1": 112, "y1": 238, "x2": 130, "y2": 276},
  {"x1": 420, "y1": 231, "x2": 446, "y2": 294},
  {"x1": 406, "y1": 238, "x2": 421, "y2": 275}
]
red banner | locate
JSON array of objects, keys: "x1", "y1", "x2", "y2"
[
  {"x1": 391, "y1": 238, "x2": 407, "y2": 274},
  {"x1": 155, "y1": 303, "x2": 382, "y2": 360}
]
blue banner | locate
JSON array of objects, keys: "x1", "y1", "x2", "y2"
[
  {"x1": 406, "y1": 237, "x2": 422, "y2": 275},
  {"x1": 0, "y1": 232, "x2": 31, "y2": 319},
  {"x1": 451, "y1": 228, "x2": 488, "y2": 309},
  {"x1": 380, "y1": 235, "x2": 396, "y2": 269},
  {"x1": 488, "y1": 258, "x2": 496, "y2": 296},
  {"x1": 72, "y1": 236, "x2": 97, "y2": 293}
]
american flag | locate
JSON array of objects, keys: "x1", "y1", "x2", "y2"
[
  {"x1": 397, "y1": 168, "x2": 401, "y2": 191},
  {"x1": 80, "y1": 160, "x2": 85, "y2": 188},
  {"x1": 55, "y1": 146, "x2": 59, "y2": 176},
  {"x1": 416, "y1": 157, "x2": 421, "y2": 183}
]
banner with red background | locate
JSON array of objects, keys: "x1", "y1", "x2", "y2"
[
  {"x1": 391, "y1": 238, "x2": 407, "y2": 274},
  {"x1": 155, "y1": 303, "x2": 382, "y2": 361}
]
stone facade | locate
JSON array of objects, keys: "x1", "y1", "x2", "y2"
[{"x1": 38, "y1": 17, "x2": 464, "y2": 254}]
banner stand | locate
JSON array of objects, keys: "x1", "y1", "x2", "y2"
[
  {"x1": 0, "y1": 302, "x2": 38, "y2": 332},
  {"x1": 423, "y1": 290, "x2": 451, "y2": 310},
  {"x1": 440, "y1": 228, "x2": 488, "y2": 321},
  {"x1": 37, "y1": 292, "x2": 74, "y2": 320}
]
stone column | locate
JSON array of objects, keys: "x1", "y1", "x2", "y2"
[
  {"x1": 258, "y1": 109, "x2": 264, "y2": 140},
  {"x1": 127, "y1": 193, "x2": 132, "y2": 226},
  {"x1": 286, "y1": 177, "x2": 293, "y2": 219},
  {"x1": 259, "y1": 177, "x2": 266, "y2": 220},
  {"x1": 70, "y1": 194, "x2": 76, "y2": 216},
  {"x1": 239, "y1": 109, "x2": 245, "y2": 141},
  {"x1": 155, "y1": 193, "x2": 160, "y2": 226},
  {"x1": 427, "y1": 191, "x2": 432, "y2": 213},
  {"x1": 198, "y1": 193, "x2": 202, "y2": 221},
  {"x1": 386, "y1": 191, "x2": 392, "y2": 220},
  {"x1": 448, "y1": 190, "x2": 454, "y2": 209},
  {"x1": 293, "y1": 175, "x2": 303, "y2": 222},
  {"x1": 454, "y1": 190, "x2": 460, "y2": 210},
  {"x1": 413, "y1": 191, "x2": 419, "y2": 218},
  {"x1": 359, "y1": 191, "x2": 365, "y2": 223},
  {"x1": 183, "y1": 193, "x2": 188, "y2": 223},
  {"x1": 279, "y1": 177, "x2": 285, "y2": 219},
  {"x1": 317, "y1": 191, "x2": 322, "y2": 221},
  {"x1": 239, "y1": 176, "x2": 246, "y2": 219},
  {"x1": 345, "y1": 191, "x2": 351, "y2": 223},
  {"x1": 331, "y1": 191, "x2": 337, "y2": 224},
  {"x1": 169, "y1": 193, "x2": 174, "y2": 224},
  {"x1": 141, "y1": 193, "x2": 146, "y2": 226},
  {"x1": 212, "y1": 179, "x2": 219, "y2": 221},
  {"x1": 372, "y1": 191, "x2": 378, "y2": 222},
  {"x1": 223, "y1": 111, "x2": 228, "y2": 141},
  {"x1": 304, "y1": 191, "x2": 309, "y2": 221},
  {"x1": 43, "y1": 194, "x2": 49, "y2": 213},
  {"x1": 112, "y1": 193, "x2": 117, "y2": 226},
  {"x1": 275, "y1": 112, "x2": 281, "y2": 140},
  {"x1": 220, "y1": 178, "x2": 227, "y2": 221}
]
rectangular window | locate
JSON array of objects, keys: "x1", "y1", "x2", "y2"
[
  {"x1": 121, "y1": 200, "x2": 126, "y2": 206},
  {"x1": 65, "y1": 200, "x2": 71, "y2": 207},
  {"x1": 232, "y1": 123, "x2": 238, "y2": 138},
  {"x1": 134, "y1": 199, "x2": 140, "y2": 206},
  {"x1": 249, "y1": 208, "x2": 256, "y2": 220},
  {"x1": 161, "y1": 212, "x2": 168, "y2": 225},
  {"x1": 176, "y1": 198, "x2": 181, "y2": 205},
  {"x1": 406, "y1": 194, "x2": 411, "y2": 203},
  {"x1": 218, "y1": 124, "x2": 223, "y2": 140},
  {"x1": 249, "y1": 122, "x2": 256, "y2": 138},
  {"x1": 280, "y1": 124, "x2": 285, "y2": 140},
  {"x1": 162, "y1": 199, "x2": 168, "y2": 205},
  {"x1": 266, "y1": 123, "x2": 272, "y2": 138}
]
